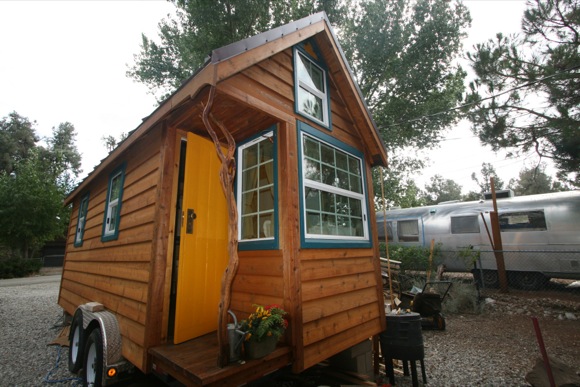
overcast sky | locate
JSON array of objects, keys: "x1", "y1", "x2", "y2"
[{"x1": 0, "y1": 0, "x2": 535, "y2": 194}]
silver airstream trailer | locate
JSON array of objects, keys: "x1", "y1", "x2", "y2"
[{"x1": 377, "y1": 191, "x2": 580, "y2": 289}]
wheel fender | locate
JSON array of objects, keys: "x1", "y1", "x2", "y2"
[{"x1": 79, "y1": 303, "x2": 123, "y2": 368}]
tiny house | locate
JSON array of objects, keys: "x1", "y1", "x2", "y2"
[{"x1": 59, "y1": 12, "x2": 388, "y2": 386}]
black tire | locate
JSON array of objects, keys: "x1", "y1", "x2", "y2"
[
  {"x1": 83, "y1": 328, "x2": 104, "y2": 387},
  {"x1": 68, "y1": 310, "x2": 84, "y2": 373},
  {"x1": 512, "y1": 271, "x2": 548, "y2": 291}
]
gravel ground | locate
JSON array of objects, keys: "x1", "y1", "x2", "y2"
[
  {"x1": 1, "y1": 274, "x2": 579, "y2": 387},
  {"x1": 0, "y1": 276, "x2": 80, "y2": 387}
]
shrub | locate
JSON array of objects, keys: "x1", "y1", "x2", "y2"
[
  {"x1": 380, "y1": 243, "x2": 442, "y2": 273},
  {"x1": 0, "y1": 258, "x2": 42, "y2": 279}
]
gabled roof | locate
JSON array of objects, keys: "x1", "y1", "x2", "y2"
[{"x1": 66, "y1": 12, "x2": 387, "y2": 205}]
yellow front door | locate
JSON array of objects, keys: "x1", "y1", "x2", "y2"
[{"x1": 173, "y1": 132, "x2": 229, "y2": 344}]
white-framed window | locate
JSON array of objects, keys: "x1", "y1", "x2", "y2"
[
  {"x1": 237, "y1": 131, "x2": 277, "y2": 248},
  {"x1": 102, "y1": 164, "x2": 126, "y2": 241},
  {"x1": 74, "y1": 193, "x2": 90, "y2": 247},
  {"x1": 294, "y1": 49, "x2": 329, "y2": 127},
  {"x1": 300, "y1": 128, "x2": 369, "y2": 243}
]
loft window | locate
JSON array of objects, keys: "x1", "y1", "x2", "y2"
[
  {"x1": 294, "y1": 46, "x2": 330, "y2": 128},
  {"x1": 298, "y1": 122, "x2": 369, "y2": 247},
  {"x1": 74, "y1": 193, "x2": 90, "y2": 247},
  {"x1": 102, "y1": 164, "x2": 126, "y2": 241},
  {"x1": 237, "y1": 129, "x2": 278, "y2": 250},
  {"x1": 451, "y1": 215, "x2": 480, "y2": 234}
]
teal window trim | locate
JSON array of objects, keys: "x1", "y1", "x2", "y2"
[
  {"x1": 297, "y1": 121, "x2": 372, "y2": 249},
  {"x1": 236, "y1": 126, "x2": 279, "y2": 251},
  {"x1": 293, "y1": 43, "x2": 332, "y2": 129},
  {"x1": 101, "y1": 162, "x2": 127, "y2": 242},
  {"x1": 74, "y1": 192, "x2": 90, "y2": 247}
]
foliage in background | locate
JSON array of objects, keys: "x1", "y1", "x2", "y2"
[
  {"x1": 508, "y1": 162, "x2": 570, "y2": 195},
  {"x1": 471, "y1": 162, "x2": 505, "y2": 193},
  {"x1": 379, "y1": 243, "x2": 442, "y2": 273},
  {"x1": 0, "y1": 112, "x2": 81, "y2": 259},
  {"x1": 0, "y1": 258, "x2": 42, "y2": 279},
  {"x1": 340, "y1": 0, "x2": 470, "y2": 205},
  {"x1": 341, "y1": 0, "x2": 470, "y2": 151},
  {"x1": 466, "y1": 0, "x2": 579, "y2": 186},
  {"x1": 127, "y1": 0, "x2": 346, "y2": 101},
  {"x1": 421, "y1": 174, "x2": 463, "y2": 205}
]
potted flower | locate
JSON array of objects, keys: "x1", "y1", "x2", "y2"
[{"x1": 240, "y1": 304, "x2": 288, "y2": 359}]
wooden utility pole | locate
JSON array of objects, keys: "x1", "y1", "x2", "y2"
[{"x1": 489, "y1": 178, "x2": 509, "y2": 292}]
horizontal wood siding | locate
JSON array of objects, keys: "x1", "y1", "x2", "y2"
[
  {"x1": 59, "y1": 129, "x2": 163, "y2": 371},
  {"x1": 299, "y1": 249, "x2": 382, "y2": 369},
  {"x1": 230, "y1": 250, "x2": 285, "y2": 320}
]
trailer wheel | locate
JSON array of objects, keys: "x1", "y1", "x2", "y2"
[
  {"x1": 68, "y1": 310, "x2": 84, "y2": 373},
  {"x1": 83, "y1": 328, "x2": 104, "y2": 387},
  {"x1": 513, "y1": 272, "x2": 548, "y2": 291}
]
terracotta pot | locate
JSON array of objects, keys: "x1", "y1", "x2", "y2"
[{"x1": 244, "y1": 335, "x2": 278, "y2": 359}]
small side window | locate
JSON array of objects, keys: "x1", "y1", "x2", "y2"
[
  {"x1": 294, "y1": 45, "x2": 330, "y2": 128},
  {"x1": 499, "y1": 210, "x2": 547, "y2": 232},
  {"x1": 397, "y1": 219, "x2": 419, "y2": 242},
  {"x1": 237, "y1": 128, "x2": 278, "y2": 250},
  {"x1": 74, "y1": 193, "x2": 90, "y2": 247},
  {"x1": 451, "y1": 215, "x2": 480, "y2": 234},
  {"x1": 102, "y1": 164, "x2": 126, "y2": 242}
]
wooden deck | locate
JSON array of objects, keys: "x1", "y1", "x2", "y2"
[{"x1": 148, "y1": 332, "x2": 292, "y2": 386}]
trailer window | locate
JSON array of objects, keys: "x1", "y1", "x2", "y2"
[
  {"x1": 74, "y1": 193, "x2": 90, "y2": 247},
  {"x1": 298, "y1": 122, "x2": 370, "y2": 248},
  {"x1": 237, "y1": 129, "x2": 278, "y2": 250},
  {"x1": 101, "y1": 163, "x2": 126, "y2": 242},
  {"x1": 499, "y1": 210, "x2": 547, "y2": 232},
  {"x1": 377, "y1": 220, "x2": 394, "y2": 242},
  {"x1": 451, "y1": 215, "x2": 480, "y2": 234},
  {"x1": 397, "y1": 219, "x2": 419, "y2": 242}
]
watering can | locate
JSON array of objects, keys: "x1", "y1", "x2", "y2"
[{"x1": 227, "y1": 310, "x2": 245, "y2": 362}]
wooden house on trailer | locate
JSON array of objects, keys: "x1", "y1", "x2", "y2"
[{"x1": 58, "y1": 12, "x2": 388, "y2": 386}]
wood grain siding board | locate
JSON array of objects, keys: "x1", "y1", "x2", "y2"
[
  {"x1": 118, "y1": 334, "x2": 146, "y2": 371},
  {"x1": 242, "y1": 65, "x2": 294, "y2": 102},
  {"x1": 62, "y1": 270, "x2": 148, "y2": 303},
  {"x1": 301, "y1": 272, "x2": 377, "y2": 302},
  {"x1": 256, "y1": 56, "x2": 293, "y2": 87},
  {"x1": 232, "y1": 274, "x2": 285, "y2": 298},
  {"x1": 60, "y1": 242, "x2": 153, "y2": 262},
  {"x1": 63, "y1": 261, "x2": 150, "y2": 283},
  {"x1": 220, "y1": 74, "x2": 294, "y2": 116},
  {"x1": 301, "y1": 287, "x2": 379, "y2": 324},
  {"x1": 302, "y1": 302, "x2": 380, "y2": 346},
  {"x1": 302, "y1": 318, "x2": 381, "y2": 370},
  {"x1": 144, "y1": 123, "x2": 176, "y2": 364},
  {"x1": 299, "y1": 248, "x2": 374, "y2": 261},
  {"x1": 62, "y1": 277, "x2": 148, "y2": 325},
  {"x1": 237, "y1": 256, "x2": 284, "y2": 277},
  {"x1": 300, "y1": 256, "x2": 375, "y2": 281}
]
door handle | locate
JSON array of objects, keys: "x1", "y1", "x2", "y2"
[{"x1": 186, "y1": 208, "x2": 197, "y2": 234}]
